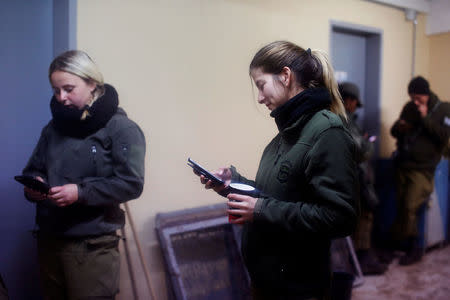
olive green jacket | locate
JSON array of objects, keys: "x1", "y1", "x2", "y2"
[
  {"x1": 231, "y1": 109, "x2": 358, "y2": 297},
  {"x1": 23, "y1": 108, "x2": 146, "y2": 237},
  {"x1": 391, "y1": 92, "x2": 450, "y2": 173}
]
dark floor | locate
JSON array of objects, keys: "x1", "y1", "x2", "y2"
[{"x1": 352, "y1": 244, "x2": 450, "y2": 300}]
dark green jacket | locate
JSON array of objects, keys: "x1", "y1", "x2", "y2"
[
  {"x1": 23, "y1": 108, "x2": 146, "y2": 237},
  {"x1": 391, "y1": 92, "x2": 450, "y2": 173},
  {"x1": 232, "y1": 109, "x2": 358, "y2": 297}
]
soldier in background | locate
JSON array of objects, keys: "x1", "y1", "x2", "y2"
[
  {"x1": 390, "y1": 76, "x2": 450, "y2": 265},
  {"x1": 340, "y1": 82, "x2": 387, "y2": 274}
]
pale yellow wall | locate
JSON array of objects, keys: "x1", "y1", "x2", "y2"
[
  {"x1": 76, "y1": 0, "x2": 430, "y2": 298},
  {"x1": 429, "y1": 32, "x2": 450, "y2": 100}
]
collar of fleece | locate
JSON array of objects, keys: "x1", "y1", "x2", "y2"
[
  {"x1": 270, "y1": 87, "x2": 332, "y2": 132},
  {"x1": 50, "y1": 83, "x2": 119, "y2": 138}
]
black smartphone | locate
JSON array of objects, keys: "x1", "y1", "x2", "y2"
[
  {"x1": 14, "y1": 175, "x2": 50, "y2": 194},
  {"x1": 187, "y1": 158, "x2": 224, "y2": 185}
]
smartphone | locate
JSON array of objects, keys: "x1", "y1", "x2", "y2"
[
  {"x1": 14, "y1": 175, "x2": 50, "y2": 194},
  {"x1": 187, "y1": 158, "x2": 224, "y2": 185}
]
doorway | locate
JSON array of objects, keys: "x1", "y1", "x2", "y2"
[{"x1": 330, "y1": 21, "x2": 382, "y2": 156}]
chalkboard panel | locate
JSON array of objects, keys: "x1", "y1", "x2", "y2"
[{"x1": 156, "y1": 204, "x2": 251, "y2": 300}]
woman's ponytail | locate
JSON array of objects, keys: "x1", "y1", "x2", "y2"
[
  {"x1": 249, "y1": 41, "x2": 347, "y2": 121},
  {"x1": 311, "y1": 49, "x2": 347, "y2": 121}
]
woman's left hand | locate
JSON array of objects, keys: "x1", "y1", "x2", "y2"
[
  {"x1": 48, "y1": 184, "x2": 79, "y2": 207},
  {"x1": 227, "y1": 193, "x2": 258, "y2": 224}
]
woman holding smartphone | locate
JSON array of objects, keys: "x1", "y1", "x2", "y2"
[
  {"x1": 22, "y1": 50, "x2": 146, "y2": 300},
  {"x1": 197, "y1": 41, "x2": 358, "y2": 300}
]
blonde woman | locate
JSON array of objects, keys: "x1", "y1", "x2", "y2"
[
  {"x1": 22, "y1": 50, "x2": 146, "y2": 300},
  {"x1": 198, "y1": 41, "x2": 358, "y2": 300}
]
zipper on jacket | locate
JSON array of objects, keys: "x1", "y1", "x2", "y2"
[{"x1": 91, "y1": 145, "x2": 97, "y2": 167}]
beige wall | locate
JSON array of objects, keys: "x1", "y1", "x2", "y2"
[
  {"x1": 76, "y1": 0, "x2": 432, "y2": 298},
  {"x1": 429, "y1": 32, "x2": 450, "y2": 100}
]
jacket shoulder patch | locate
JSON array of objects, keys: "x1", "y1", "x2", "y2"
[{"x1": 277, "y1": 160, "x2": 293, "y2": 183}]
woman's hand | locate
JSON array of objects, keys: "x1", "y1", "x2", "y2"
[
  {"x1": 227, "y1": 193, "x2": 257, "y2": 224},
  {"x1": 48, "y1": 184, "x2": 78, "y2": 207},
  {"x1": 24, "y1": 176, "x2": 47, "y2": 202},
  {"x1": 196, "y1": 167, "x2": 232, "y2": 194}
]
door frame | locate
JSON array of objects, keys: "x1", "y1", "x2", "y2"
[{"x1": 53, "y1": 0, "x2": 77, "y2": 55}]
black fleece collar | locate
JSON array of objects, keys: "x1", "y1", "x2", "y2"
[
  {"x1": 270, "y1": 87, "x2": 332, "y2": 132},
  {"x1": 50, "y1": 84, "x2": 119, "y2": 138}
]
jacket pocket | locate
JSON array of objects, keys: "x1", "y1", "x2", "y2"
[{"x1": 85, "y1": 234, "x2": 120, "y2": 251}]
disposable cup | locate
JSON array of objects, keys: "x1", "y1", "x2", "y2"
[{"x1": 227, "y1": 183, "x2": 261, "y2": 221}]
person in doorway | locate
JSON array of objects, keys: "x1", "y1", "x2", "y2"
[
  {"x1": 390, "y1": 76, "x2": 450, "y2": 265},
  {"x1": 21, "y1": 50, "x2": 146, "y2": 299},
  {"x1": 339, "y1": 82, "x2": 387, "y2": 275},
  {"x1": 196, "y1": 41, "x2": 359, "y2": 300}
]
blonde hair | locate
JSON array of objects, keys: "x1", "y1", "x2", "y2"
[
  {"x1": 249, "y1": 41, "x2": 347, "y2": 120},
  {"x1": 49, "y1": 50, "x2": 105, "y2": 100}
]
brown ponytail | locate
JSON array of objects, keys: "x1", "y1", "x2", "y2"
[{"x1": 310, "y1": 49, "x2": 347, "y2": 120}]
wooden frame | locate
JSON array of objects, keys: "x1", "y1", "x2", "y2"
[{"x1": 155, "y1": 203, "x2": 251, "y2": 300}]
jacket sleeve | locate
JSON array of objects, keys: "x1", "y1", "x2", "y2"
[
  {"x1": 359, "y1": 136, "x2": 374, "y2": 162},
  {"x1": 253, "y1": 128, "x2": 358, "y2": 238},
  {"x1": 421, "y1": 103, "x2": 450, "y2": 145},
  {"x1": 391, "y1": 102, "x2": 414, "y2": 138},
  {"x1": 77, "y1": 123, "x2": 146, "y2": 206},
  {"x1": 22, "y1": 125, "x2": 50, "y2": 202},
  {"x1": 230, "y1": 165, "x2": 256, "y2": 187},
  {"x1": 390, "y1": 119, "x2": 403, "y2": 139},
  {"x1": 350, "y1": 127, "x2": 373, "y2": 163}
]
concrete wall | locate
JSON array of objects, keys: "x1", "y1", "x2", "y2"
[{"x1": 75, "y1": 0, "x2": 433, "y2": 298}]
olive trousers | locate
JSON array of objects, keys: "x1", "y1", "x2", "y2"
[
  {"x1": 391, "y1": 168, "x2": 434, "y2": 242},
  {"x1": 37, "y1": 234, "x2": 120, "y2": 300},
  {"x1": 352, "y1": 208, "x2": 373, "y2": 250}
]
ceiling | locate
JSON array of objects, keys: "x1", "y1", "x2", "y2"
[{"x1": 365, "y1": 0, "x2": 450, "y2": 35}]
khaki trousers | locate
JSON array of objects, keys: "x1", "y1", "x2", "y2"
[
  {"x1": 352, "y1": 208, "x2": 373, "y2": 250},
  {"x1": 37, "y1": 234, "x2": 120, "y2": 300},
  {"x1": 391, "y1": 168, "x2": 434, "y2": 241}
]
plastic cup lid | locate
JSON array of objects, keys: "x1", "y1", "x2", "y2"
[{"x1": 229, "y1": 183, "x2": 255, "y2": 191}]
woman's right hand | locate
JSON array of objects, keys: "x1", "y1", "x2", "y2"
[
  {"x1": 24, "y1": 176, "x2": 47, "y2": 202},
  {"x1": 197, "y1": 167, "x2": 231, "y2": 194}
]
